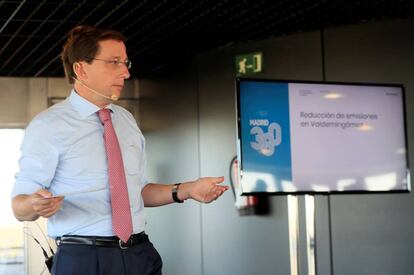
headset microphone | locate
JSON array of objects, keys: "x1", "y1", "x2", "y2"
[{"x1": 72, "y1": 76, "x2": 119, "y2": 101}]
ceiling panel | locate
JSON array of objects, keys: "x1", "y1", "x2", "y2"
[{"x1": 0, "y1": 0, "x2": 413, "y2": 77}]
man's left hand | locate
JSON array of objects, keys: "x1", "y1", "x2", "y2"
[{"x1": 181, "y1": 177, "x2": 229, "y2": 203}]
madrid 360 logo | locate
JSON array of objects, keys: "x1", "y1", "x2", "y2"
[{"x1": 249, "y1": 119, "x2": 282, "y2": 157}]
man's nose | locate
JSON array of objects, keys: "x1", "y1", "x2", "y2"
[{"x1": 120, "y1": 65, "x2": 130, "y2": 79}]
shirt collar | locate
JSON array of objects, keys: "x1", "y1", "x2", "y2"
[{"x1": 69, "y1": 89, "x2": 114, "y2": 119}]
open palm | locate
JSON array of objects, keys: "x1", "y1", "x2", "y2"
[{"x1": 189, "y1": 177, "x2": 229, "y2": 203}]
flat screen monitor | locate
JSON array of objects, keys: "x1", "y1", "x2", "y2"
[{"x1": 236, "y1": 78, "x2": 410, "y2": 194}]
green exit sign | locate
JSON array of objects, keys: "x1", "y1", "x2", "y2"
[{"x1": 235, "y1": 52, "x2": 263, "y2": 76}]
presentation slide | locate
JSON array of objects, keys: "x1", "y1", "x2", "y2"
[{"x1": 238, "y1": 80, "x2": 410, "y2": 194}]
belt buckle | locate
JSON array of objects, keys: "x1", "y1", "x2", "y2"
[{"x1": 118, "y1": 239, "x2": 131, "y2": 250}]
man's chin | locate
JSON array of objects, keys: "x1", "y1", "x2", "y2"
[{"x1": 111, "y1": 87, "x2": 123, "y2": 97}]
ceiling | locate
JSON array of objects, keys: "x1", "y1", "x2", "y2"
[{"x1": 0, "y1": 0, "x2": 413, "y2": 78}]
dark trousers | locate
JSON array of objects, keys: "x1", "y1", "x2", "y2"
[{"x1": 51, "y1": 240, "x2": 162, "y2": 275}]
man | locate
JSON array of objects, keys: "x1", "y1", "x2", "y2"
[{"x1": 11, "y1": 25, "x2": 228, "y2": 275}]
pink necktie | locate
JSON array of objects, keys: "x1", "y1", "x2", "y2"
[{"x1": 98, "y1": 108, "x2": 133, "y2": 242}]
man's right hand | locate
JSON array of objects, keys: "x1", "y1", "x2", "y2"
[
  {"x1": 30, "y1": 189, "x2": 64, "y2": 218},
  {"x1": 12, "y1": 189, "x2": 64, "y2": 221}
]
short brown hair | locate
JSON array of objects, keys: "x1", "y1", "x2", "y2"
[{"x1": 61, "y1": 25, "x2": 126, "y2": 84}]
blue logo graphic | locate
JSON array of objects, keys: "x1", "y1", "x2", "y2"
[
  {"x1": 250, "y1": 122, "x2": 282, "y2": 156},
  {"x1": 239, "y1": 81, "x2": 292, "y2": 192}
]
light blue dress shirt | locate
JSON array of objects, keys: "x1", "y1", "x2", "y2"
[{"x1": 12, "y1": 90, "x2": 148, "y2": 238}]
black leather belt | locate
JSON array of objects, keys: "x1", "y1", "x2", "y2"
[{"x1": 56, "y1": 232, "x2": 149, "y2": 249}]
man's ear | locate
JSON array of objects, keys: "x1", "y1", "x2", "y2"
[{"x1": 73, "y1": 62, "x2": 87, "y2": 80}]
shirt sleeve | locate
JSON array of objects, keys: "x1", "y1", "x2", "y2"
[{"x1": 11, "y1": 119, "x2": 59, "y2": 198}]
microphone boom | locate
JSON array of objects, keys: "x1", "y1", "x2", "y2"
[{"x1": 72, "y1": 77, "x2": 119, "y2": 101}]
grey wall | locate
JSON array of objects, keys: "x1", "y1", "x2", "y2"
[
  {"x1": 139, "y1": 73, "x2": 203, "y2": 275},
  {"x1": 325, "y1": 19, "x2": 414, "y2": 275},
  {"x1": 141, "y1": 18, "x2": 414, "y2": 275},
  {"x1": 0, "y1": 77, "x2": 29, "y2": 127}
]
